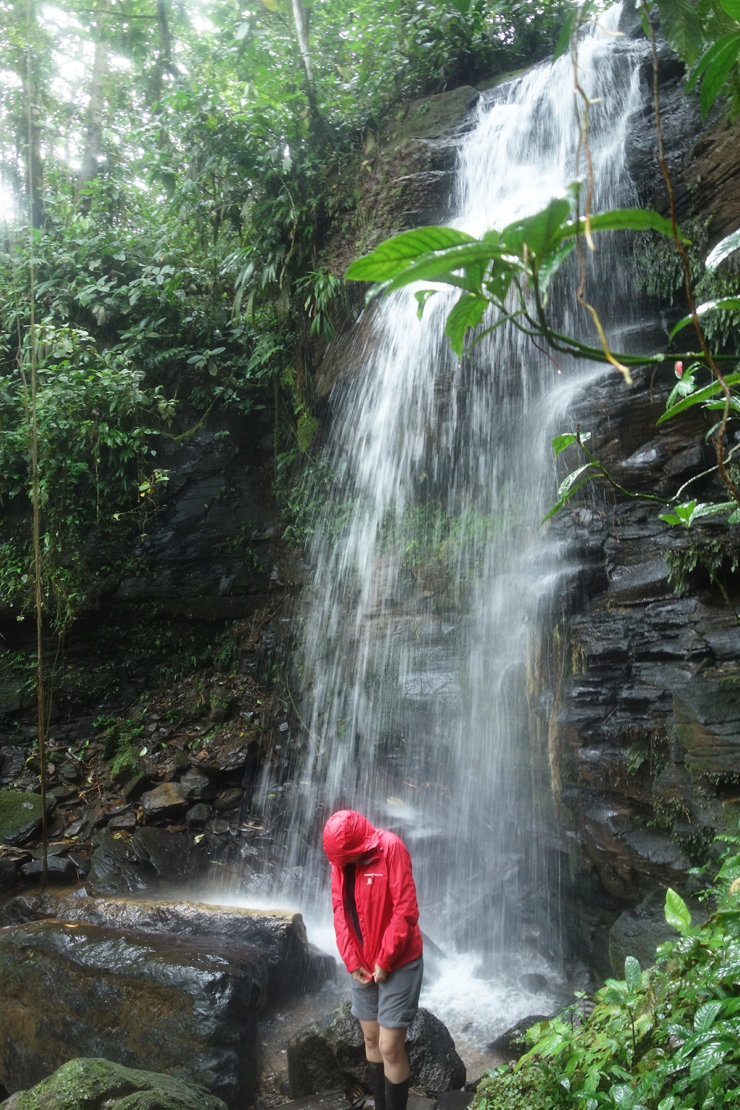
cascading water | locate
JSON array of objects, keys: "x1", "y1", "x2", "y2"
[{"x1": 258, "y1": 6, "x2": 650, "y2": 1047}]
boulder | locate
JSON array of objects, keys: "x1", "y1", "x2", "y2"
[
  {"x1": 287, "y1": 1001, "x2": 466, "y2": 1098},
  {"x1": 607, "y1": 889, "x2": 708, "y2": 977},
  {"x1": 20, "y1": 854, "x2": 80, "y2": 882},
  {"x1": 0, "y1": 1056, "x2": 228, "y2": 1110},
  {"x1": 0, "y1": 855, "x2": 20, "y2": 893},
  {"x1": 487, "y1": 1014, "x2": 551, "y2": 1058},
  {"x1": 0, "y1": 892, "x2": 335, "y2": 1108},
  {"x1": 86, "y1": 827, "x2": 213, "y2": 893},
  {"x1": 139, "y1": 782, "x2": 190, "y2": 819},
  {"x1": 0, "y1": 789, "x2": 54, "y2": 846}
]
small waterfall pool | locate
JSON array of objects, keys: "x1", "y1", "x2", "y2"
[{"x1": 246, "y1": 5, "x2": 652, "y2": 1056}]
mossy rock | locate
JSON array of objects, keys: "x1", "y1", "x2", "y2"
[
  {"x1": 0, "y1": 1057, "x2": 229, "y2": 1110},
  {"x1": 0, "y1": 788, "x2": 51, "y2": 846}
]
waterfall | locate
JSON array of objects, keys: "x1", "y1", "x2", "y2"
[{"x1": 259, "y1": 6, "x2": 650, "y2": 1045}]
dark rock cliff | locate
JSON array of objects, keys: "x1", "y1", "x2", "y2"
[
  {"x1": 543, "y1": 367, "x2": 740, "y2": 973},
  {"x1": 534, "y1": 18, "x2": 740, "y2": 972}
]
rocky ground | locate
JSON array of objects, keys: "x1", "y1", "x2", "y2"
[{"x1": 0, "y1": 602, "x2": 306, "y2": 895}]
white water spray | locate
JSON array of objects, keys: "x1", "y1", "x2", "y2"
[{"x1": 259, "y1": 7, "x2": 650, "y2": 1047}]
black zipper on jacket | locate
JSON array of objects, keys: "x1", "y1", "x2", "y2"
[{"x1": 344, "y1": 863, "x2": 364, "y2": 949}]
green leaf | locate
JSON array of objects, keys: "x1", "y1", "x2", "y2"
[
  {"x1": 444, "y1": 293, "x2": 489, "y2": 357},
  {"x1": 609, "y1": 1085, "x2": 634, "y2": 1109},
  {"x1": 665, "y1": 887, "x2": 692, "y2": 934},
  {"x1": 624, "y1": 955, "x2": 642, "y2": 991},
  {"x1": 660, "y1": 500, "x2": 699, "y2": 527},
  {"x1": 537, "y1": 240, "x2": 578, "y2": 293},
  {"x1": 665, "y1": 371, "x2": 698, "y2": 409},
  {"x1": 689, "y1": 1040, "x2": 730, "y2": 1078},
  {"x1": 542, "y1": 468, "x2": 597, "y2": 522},
  {"x1": 346, "y1": 227, "x2": 477, "y2": 282},
  {"x1": 553, "y1": 7, "x2": 578, "y2": 61},
  {"x1": 698, "y1": 32, "x2": 740, "y2": 119},
  {"x1": 557, "y1": 462, "x2": 596, "y2": 500},
  {"x1": 563, "y1": 207, "x2": 684, "y2": 241},
  {"x1": 552, "y1": 432, "x2": 580, "y2": 457},
  {"x1": 414, "y1": 289, "x2": 437, "y2": 319},
  {"x1": 385, "y1": 243, "x2": 506, "y2": 293},
  {"x1": 448, "y1": 0, "x2": 473, "y2": 12},
  {"x1": 720, "y1": 0, "x2": 740, "y2": 16},
  {"x1": 694, "y1": 1001, "x2": 724, "y2": 1032},
  {"x1": 669, "y1": 297, "x2": 740, "y2": 339},
  {"x1": 706, "y1": 226, "x2": 740, "y2": 271},
  {"x1": 656, "y1": 372, "x2": 740, "y2": 424},
  {"x1": 691, "y1": 501, "x2": 737, "y2": 519},
  {"x1": 656, "y1": 0, "x2": 704, "y2": 64},
  {"x1": 502, "y1": 195, "x2": 573, "y2": 258}
]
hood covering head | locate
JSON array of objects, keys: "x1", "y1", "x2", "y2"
[{"x1": 323, "y1": 810, "x2": 380, "y2": 867}]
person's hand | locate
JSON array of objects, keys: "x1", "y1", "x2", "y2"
[
  {"x1": 373, "y1": 964, "x2": 389, "y2": 983},
  {"x1": 352, "y1": 967, "x2": 373, "y2": 984}
]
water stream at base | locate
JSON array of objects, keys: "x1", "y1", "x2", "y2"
[{"x1": 237, "y1": 6, "x2": 652, "y2": 1059}]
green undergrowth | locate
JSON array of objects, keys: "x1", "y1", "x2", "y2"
[{"x1": 474, "y1": 827, "x2": 740, "y2": 1109}]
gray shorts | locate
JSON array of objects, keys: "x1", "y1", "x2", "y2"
[{"x1": 350, "y1": 957, "x2": 423, "y2": 1028}]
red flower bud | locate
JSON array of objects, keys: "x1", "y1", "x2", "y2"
[{"x1": 674, "y1": 360, "x2": 683, "y2": 378}]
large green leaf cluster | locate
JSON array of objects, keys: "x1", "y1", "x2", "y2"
[
  {"x1": 346, "y1": 188, "x2": 680, "y2": 368},
  {"x1": 654, "y1": 0, "x2": 740, "y2": 119},
  {"x1": 347, "y1": 191, "x2": 740, "y2": 530}
]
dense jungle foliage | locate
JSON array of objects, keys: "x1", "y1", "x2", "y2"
[{"x1": 0, "y1": 0, "x2": 574, "y2": 629}]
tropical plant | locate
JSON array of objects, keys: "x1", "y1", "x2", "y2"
[
  {"x1": 474, "y1": 825, "x2": 740, "y2": 1109},
  {"x1": 0, "y1": 324, "x2": 170, "y2": 629},
  {"x1": 654, "y1": 0, "x2": 740, "y2": 121}
]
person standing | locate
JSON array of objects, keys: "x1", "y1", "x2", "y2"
[{"x1": 323, "y1": 809, "x2": 424, "y2": 1110}]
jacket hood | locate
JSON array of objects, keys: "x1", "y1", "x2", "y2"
[{"x1": 323, "y1": 810, "x2": 381, "y2": 867}]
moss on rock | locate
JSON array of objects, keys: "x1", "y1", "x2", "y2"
[
  {"x1": 0, "y1": 1057, "x2": 229, "y2": 1110},
  {"x1": 0, "y1": 788, "x2": 46, "y2": 845}
]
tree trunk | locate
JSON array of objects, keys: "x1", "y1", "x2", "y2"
[
  {"x1": 77, "y1": 11, "x2": 110, "y2": 197},
  {"x1": 290, "y1": 0, "x2": 323, "y2": 134},
  {"x1": 21, "y1": 0, "x2": 46, "y2": 229},
  {"x1": 149, "y1": 0, "x2": 174, "y2": 105}
]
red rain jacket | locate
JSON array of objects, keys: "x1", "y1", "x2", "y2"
[{"x1": 323, "y1": 810, "x2": 423, "y2": 975}]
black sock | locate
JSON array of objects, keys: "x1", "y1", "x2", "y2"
[
  {"x1": 367, "y1": 1061, "x2": 386, "y2": 1110},
  {"x1": 384, "y1": 1076, "x2": 410, "y2": 1110}
]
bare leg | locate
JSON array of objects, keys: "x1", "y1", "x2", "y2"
[
  {"x1": 359, "y1": 1018, "x2": 382, "y2": 1064},
  {"x1": 378, "y1": 1026, "x2": 410, "y2": 1084}
]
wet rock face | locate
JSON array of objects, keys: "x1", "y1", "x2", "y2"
[
  {"x1": 0, "y1": 894, "x2": 335, "y2": 1108},
  {"x1": 544, "y1": 367, "x2": 740, "y2": 971},
  {"x1": 287, "y1": 1001, "x2": 466, "y2": 1099},
  {"x1": 320, "y1": 85, "x2": 480, "y2": 291},
  {"x1": 528, "y1": 19, "x2": 740, "y2": 957},
  {"x1": 93, "y1": 406, "x2": 282, "y2": 623},
  {"x1": 0, "y1": 674, "x2": 287, "y2": 898}
]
